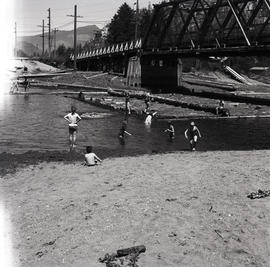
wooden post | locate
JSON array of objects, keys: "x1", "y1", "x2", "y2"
[{"x1": 177, "y1": 58, "x2": 183, "y2": 87}]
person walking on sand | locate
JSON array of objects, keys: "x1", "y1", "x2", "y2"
[
  {"x1": 64, "y1": 106, "x2": 82, "y2": 150},
  {"x1": 84, "y1": 146, "x2": 102, "y2": 166},
  {"x1": 184, "y1": 121, "x2": 202, "y2": 151},
  {"x1": 164, "y1": 121, "x2": 175, "y2": 140}
]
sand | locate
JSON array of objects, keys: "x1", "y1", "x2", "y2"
[{"x1": 1, "y1": 151, "x2": 270, "y2": 267}]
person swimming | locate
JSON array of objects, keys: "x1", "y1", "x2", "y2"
[{"x1": 184, "y1": 121, "x2": 202, "y2": 151}]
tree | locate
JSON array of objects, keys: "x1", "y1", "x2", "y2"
[
  {"x1": 138, "y1": 8, "x2": 153, "y2": 39},
  {"x1": 106, "y1": 3, "x2": 136, "y2": 44},
  {"x1": 56, "y1": 44, "x2": 66, "y2": 57}
]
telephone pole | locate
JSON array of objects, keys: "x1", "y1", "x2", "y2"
[
  {"x1": 48, "y1": 8, "x2": 51, "y2": 57},
  {"x1": 53, "y1": 28, "x2": 59, "y2": 58},
  {"x1": 37, "y1": 19, "x2": 45, "y2": 57},
  {"x1": 67, "y1": 5, "x2": 83, "y2": 70},
  {"x1": 135, "y1": 0, "x2": 139, "y2": 40},
  {"x1": 14, "y1": 22, "x2": 17, "y2": 57}
]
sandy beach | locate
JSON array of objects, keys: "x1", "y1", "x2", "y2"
[{"x1": 0, "y1": 150, "x2": 270, "y2": 267}]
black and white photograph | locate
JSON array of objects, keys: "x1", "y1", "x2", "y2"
[{"x1": 0, "y1": 0, "x2": 270, "y2": 266}]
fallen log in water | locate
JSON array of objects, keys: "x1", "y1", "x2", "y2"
[{"x1": 108, "y1": 88, "x2": 217, "y2": 114}]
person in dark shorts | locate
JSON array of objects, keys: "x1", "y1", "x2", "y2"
[
  {"x1": 64, "y1": 106, "x2": 82, "y2": 150},
  {"x1": 164, "y1": 121, "x2": 175, "y2": 141},
  {"x1": 119, "y1": 120, "x2": 132, "y2": 139},
  {"x1": 184, "y1": 121, "x2": 202, "y2": 151},
  {"x1": 144, "y1": 93, "x2": 151, "y2": 113}
]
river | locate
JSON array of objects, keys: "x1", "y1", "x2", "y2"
[{"x1": 0, "y1": 93, "x2": 269, "y2": 157}]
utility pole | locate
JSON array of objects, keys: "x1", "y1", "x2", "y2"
[
  {"x1": 67, "y1": 5, "x2": 83, "y2": 70},
  {"x1": 37, "y1": 19, "x2": 45, "y2": 57},
  {"x1": 48, "y1": 8, "x2": 51, "y2": 57},
  {"x1": 14, "y1": 22, "x2": 17, "y2": 57},
  {"x1": 53, "y1": 28, "x2": 58, "y2": 58},
  {"x1": 135, "y1": 0, "x2": 139, "y2": 40}
]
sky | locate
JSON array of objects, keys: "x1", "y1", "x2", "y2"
[{"x1": 13, "y1": 0, "x2": 161, "y2": 36}]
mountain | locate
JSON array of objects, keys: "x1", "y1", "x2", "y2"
[
  {"x1": 17, "y1": 25, "x2": 100, "y2": 56},
  {"x1": 17, "y1": 41, "x2": 41, "y2": 57}
]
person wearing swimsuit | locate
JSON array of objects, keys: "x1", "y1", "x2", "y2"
[
  {"x1": 144, "y1": 93, "x2": 151, "y2": 113},
  {"x1": 184, "y1": 121, "x2": 202, "y2": 151},
  {"x1": 64, "y1": 106, "x2": 82, "y2": 150},
  {"x1": 164, "y1": 121, "x2": 175, "y2": 141},
  {"x1": 119, "y1": 120, "x2": 132, "y2": 139},
  {"x1": 125, "y1": 92, "x2": 131, "y2": 117}
]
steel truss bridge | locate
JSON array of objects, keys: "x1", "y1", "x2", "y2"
[{"x1": 72, "y1": 0, "x2": 270, "y2": 71}]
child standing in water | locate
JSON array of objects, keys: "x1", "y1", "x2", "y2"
[
  {"x1": 84, "y1": 146, "x2": 102, "y2": 166},
  {"x1": 164, "y1": 121, "x2": 175, "y2": 140},
  {"x1": 144, "y1": 93, "x2": 151, "y2": 113},
  {"x1": 184, "y1": 121, "x2": 202, "y2": 151},
  {"x1": 119, "y1": 120, "x2": 132, "y2": 139},
  {"x1": 64, "y1": 106, "x2": 82, "y2": 150},
  {"x1": 125, "y1": 92, "x2": 131, "y2": 116}
]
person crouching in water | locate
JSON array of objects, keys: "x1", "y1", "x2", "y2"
[
  {"x1": 144, "y1": 111, "x2": 157, "y2": 126},
  {"x1": 64, "y1": 106, "x2": 81, "y2": 150},
  {"x1": 184, "y1": 121, "x2": 202, "y2": 151},
  {"x1": 164, "y1": 121, "x2": 175, "y2": 141},
  {"x1": 84, "y1": 146, "x2": 102, "y2": 166}
]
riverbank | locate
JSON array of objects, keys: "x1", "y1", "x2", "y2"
[
  {"x1": 32, "y1": 71, "x2": 270, "y2": 119},
  {"x1": 1, "y1": 150, "x2": 270, "y2": 267}
]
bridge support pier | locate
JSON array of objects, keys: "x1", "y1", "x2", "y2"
[{"x1": 141, "y1": 55, "x2": 183, "y2": 91}]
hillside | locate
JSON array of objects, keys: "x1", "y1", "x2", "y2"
[{"x1": 17, "y1": 25, "x2": 100, "y2": 56}]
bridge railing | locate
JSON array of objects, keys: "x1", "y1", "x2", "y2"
[{"x1": 70, "y1": 39, "x2": 142, "y2": 61}]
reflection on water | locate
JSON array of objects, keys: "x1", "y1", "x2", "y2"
[{"x1": 0, "y1": 94, "x2": 270, "y2": 157}]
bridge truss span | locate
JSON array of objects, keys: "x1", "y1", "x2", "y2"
[{"x1": 143, "y1": 0, "x2": 270, "y2": 55}]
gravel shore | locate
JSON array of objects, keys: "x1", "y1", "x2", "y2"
[{"x1": 1, "y1": 150, "x2": 269, "y2": 266}]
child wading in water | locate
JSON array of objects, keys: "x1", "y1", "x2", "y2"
[
  {"x1": 144, "y1": 93, "x2": 151, "y2": 113},
  {"x1": 184, "y1": 121, "x2": 202, "y2": 151},
  {"x1": 118, "y1": 120, "x2": 132, "y2": 145},
  {"x1": 119, "y1": 120, "x2": 132, "y2": 139},
  {"x1": 84, "y1": 146, "x2": 102, "y2": 166},
  {"x1": 125, "y1": 92, "x2": 131, "y2": 117},
  {"x1": 164, "y1": 121, "x2": 175, "y2": 140},
  {"x1": 64, "y1": 106, "x2": 82, "y2": 150}
]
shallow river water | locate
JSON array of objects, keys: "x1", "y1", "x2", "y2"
[{"x1": 0, "y1": 94, "x2": 270, "y2": 157}]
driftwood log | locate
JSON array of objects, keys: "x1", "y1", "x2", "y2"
[{"x1": 116, "y1": 245, "x2": 146, "y2": 257}]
